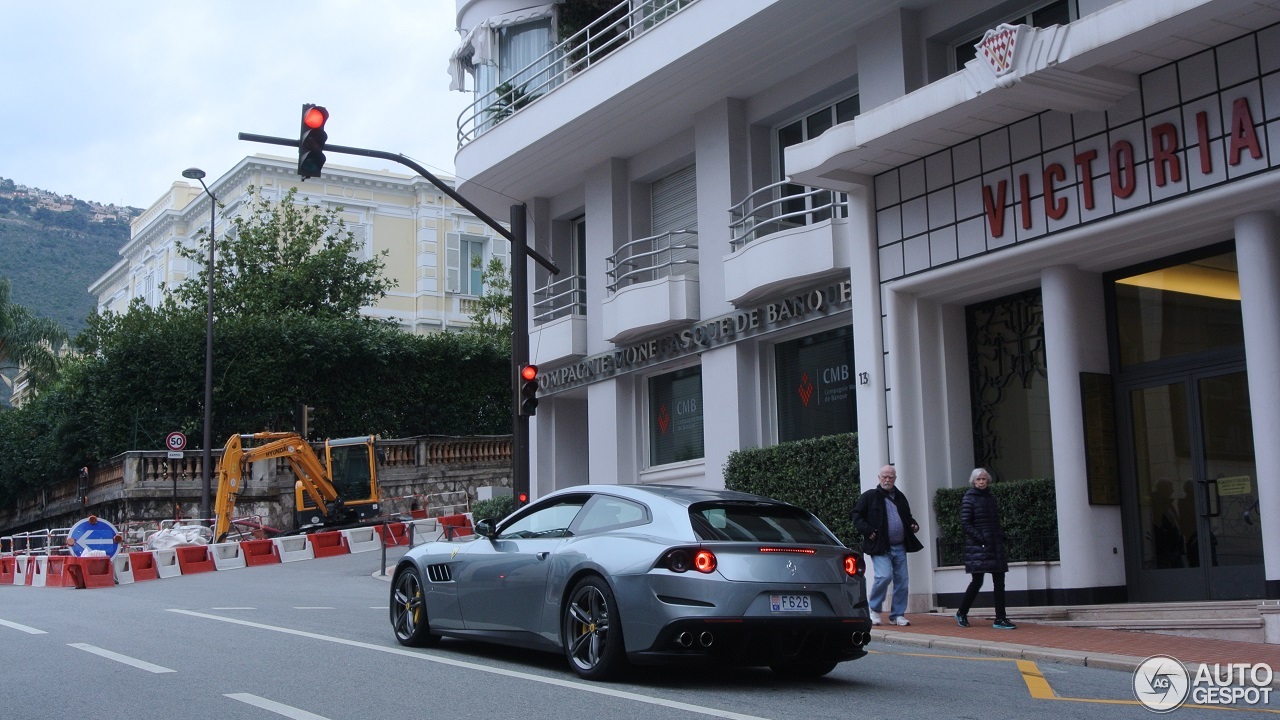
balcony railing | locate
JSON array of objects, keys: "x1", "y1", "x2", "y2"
[
  {"x1": 457, "y1": 0, "x2": 698, "y2": 148},
  {"x1": 728, "y1": 180, "x2": 848, "y2": 251},
  {"x1": 533, "y1": 274, "x2": 587, "y2": 324},
  {"x1": 606, "y1": 229, "x2": 698, "y2": 294}
]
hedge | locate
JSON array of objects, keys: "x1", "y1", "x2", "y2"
[{"x1": 932, "y1": 477, "x2": 1060, "y2": 566}]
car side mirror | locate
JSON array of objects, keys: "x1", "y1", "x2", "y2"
[{"x1": 474, "y1": 518, "x2": 497, "y2": 538}]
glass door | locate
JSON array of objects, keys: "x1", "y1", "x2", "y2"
[{"x1": 1125, "y1": 369, "x2": 1264, "y2": 600}]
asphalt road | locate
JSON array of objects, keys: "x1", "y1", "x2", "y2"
[{"x1": 0, "y1": 550, "x2": 1266, "y2": 719}]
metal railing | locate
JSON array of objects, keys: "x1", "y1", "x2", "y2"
[
  {"x1": 728, "y1": 180, "x2": 848, "y2": 250},
  {"x1": 457, "y1": 0, "x2": 698, "y2": 147},
  {"x1": 533, "y1": 274, "x2": 587, "y2": 324},
  {"x1": 606, "y1": 229, "x2": 698, "y2": 294}
]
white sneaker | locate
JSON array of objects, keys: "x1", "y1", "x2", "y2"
[
  {"x1": 892, "y1": 616, "x2": 911, "y2": 626},
  {"x1": 869, "y1": 610, "x2": 882, "y2": 625}
]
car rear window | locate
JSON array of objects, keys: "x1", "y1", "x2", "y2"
[{"x1": 689, "y1": 502, "x2": 835, "y2": 544}]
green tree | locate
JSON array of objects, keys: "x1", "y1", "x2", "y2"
[
  {"x1": 171, "y1": 187, "x2": 393, "y2": 321},
  {"x1": 0, "y1": 276, "x2": 67, "y2": 406},
  {"x1": 465, "y1": 256, "x2": 512, "y2": 347}
]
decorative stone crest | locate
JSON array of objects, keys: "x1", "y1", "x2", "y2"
[{"x1": 978, "y1": 23, "x2": 1026, "y2": 79}]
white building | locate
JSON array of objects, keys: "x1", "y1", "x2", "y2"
[
  {"x1": 451, "y1": 0, "x2": 1277, "y2": 609},
  {"x1": 91, "y1": 154, "x2": 509, "y2": 334}
]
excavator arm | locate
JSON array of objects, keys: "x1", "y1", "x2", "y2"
[{"x1": 213, "y1": 432, "x2": 345, "y2": 541}]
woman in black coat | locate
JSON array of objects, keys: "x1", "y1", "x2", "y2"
[{"x1": 955, "y1": 468, "x2": 1016, "y2": 629}]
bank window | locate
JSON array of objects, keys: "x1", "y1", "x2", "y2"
[
  {"x1": 648, "y1": 366, "x2": 704, "y2": 466},
  {"x1": 966, "y1": 289, "x2": 1054, "y2": 483},
  {"x1": 951, "y1": 0, "x2": 1075, "y2": 72},
  {"x1": 774, "y1": 326, "x2": 856, "y2": 443}
]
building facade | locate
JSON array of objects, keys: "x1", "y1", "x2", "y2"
[
  {"x1": 450, "y1": 0, "x2": 1279, "y2": 608},
  {"x1": 90, "y1": 155, "x2": 510, "y2": 334}
]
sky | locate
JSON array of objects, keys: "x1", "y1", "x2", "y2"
[{"x1": 0, "y1": 0, "x2": 472, "y2": 210}]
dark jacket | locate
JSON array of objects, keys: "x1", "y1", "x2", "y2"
[
  {"x1": 851, "y1": 486, "x2": 923, "y2": 556},
  {"x1": 961, "y1": 486, "x2": 1008, "y2": 573}
]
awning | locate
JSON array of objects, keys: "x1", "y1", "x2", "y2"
[{"x1": 448, "y1": 3, "x2": 558, "y2": 91}]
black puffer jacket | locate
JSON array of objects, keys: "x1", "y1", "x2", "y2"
[{"x1": 961, "y1": 487, "x2": 1008, "y2": 573}]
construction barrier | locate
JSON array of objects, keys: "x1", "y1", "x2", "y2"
[
  {"x1": 129, "y1": 552, "x2": 159, "y2": 582},
  {"x1": 111, "y1": 553, "x2": 135, "y2": 585},
  {"x1": 240, "y1": 539, "x2": 280, "y2": 567},
  {"x1": 271, "y1": 535, "x2": 314, "y2": 563},
  {"x1": 46, "y1": 556, "x2": 74, "y2": 587},
  {"x1": 30, "y1": 556, "x2": 49, "y2": 587},
  {"x1": 65, "y1": 556, "x2": 114, "y2": 589},
  {"x1": 376, "y1": 522, "x2": 411, "y2": 547},
  {"x1": 208, "y1": 542, "x2": 247, "y2": 571},
  {"x1": 439, "y1": 514, "x2": 474, "y2": 539},
  {"x1": 306, "y1": 530, "x2": 348, "y2": 559},
  {"x1": 154, "y1": 549, "x2": 183, "y2": 579},
  {"x1": 175, "y1": 545, "x2": 216, "y2": 575},
  {"x1": 0, "y1": 556, "x2": 15, "y2": 584},
  {"x1": 340, "y1": 527, "x2": 381, "y2": 554},
  {"x1": 13, "y1": 555, "x2": 34, "y2": 585}
]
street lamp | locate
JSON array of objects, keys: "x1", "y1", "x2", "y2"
[{"x1": 182, "y1": 167, "x2": 217, "y2": 522}]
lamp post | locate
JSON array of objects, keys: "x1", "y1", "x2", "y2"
[{"x1": 182, "y1": 167, "x2": 217, "y2": 522}]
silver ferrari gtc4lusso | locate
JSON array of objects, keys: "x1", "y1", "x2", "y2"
[{"x1": 390, "y1": 485, "x2": 872, "y2": 680}]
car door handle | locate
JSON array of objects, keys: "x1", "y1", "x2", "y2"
[{"x1": 536, "y1": 552, "x2": 550, "y2": 560}]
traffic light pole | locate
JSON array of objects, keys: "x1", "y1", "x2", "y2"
[{"x1": 238, "y1": 131, "x2": 555, "y2": 506}]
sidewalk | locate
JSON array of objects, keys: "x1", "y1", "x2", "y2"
[{"x1": 874, "y1": 611, "x2": 1280, "y2": 677}]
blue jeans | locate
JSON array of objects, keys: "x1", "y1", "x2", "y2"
[{"x1": 869, "y1": 543, "x2": 909, "y2": 618}]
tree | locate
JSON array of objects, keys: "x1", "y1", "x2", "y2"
[
  {"x1": 0, "y1": 276, "x2": 67, "y2": 407},
  {"x1": 171, "y1": 187, "x2": 393, "y2": 321},
  {"x1": 465, "y1": 256, "x2": 512, "y2": 347}
]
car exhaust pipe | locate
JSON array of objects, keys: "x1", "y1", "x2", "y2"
[
  {"x1": 676, "y1": 632, "x2": 693, "y2": 648},
  {"x1": 699, "y1": 632, "x2": 714, "y2": 648},
  {"x1": 851, "y1": 630, "x2": 868, "y2": 645}
]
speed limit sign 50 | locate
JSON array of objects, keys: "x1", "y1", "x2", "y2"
[{"x1": 165, "y1": 431, "x2": 187, "y2": 452}]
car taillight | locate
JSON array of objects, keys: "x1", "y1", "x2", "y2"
[
  {"x1": 663, "y1": 549, "x2": 692, "y2": 572},
  {"x1": 693, "y1": 549, "x2": 717, "y2": 573},
  {"x1": 844, "y1": 554, "x2": 859, "y2": 577}
]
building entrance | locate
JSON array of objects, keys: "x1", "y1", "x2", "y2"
[{"x1": 1110, "y1": 246, "x2": 1264, "y2": 600}]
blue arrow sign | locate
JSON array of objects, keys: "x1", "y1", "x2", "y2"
[{"x1": 67, "y1": 517, "x2": 120, "y2": 558}]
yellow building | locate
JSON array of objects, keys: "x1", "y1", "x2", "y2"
[{"x1": 90, "y1": 154, "x2": 508, "y2": 333}]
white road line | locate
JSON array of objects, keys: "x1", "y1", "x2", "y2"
[
  {"x1": 226, "y1": 693, "x2": 332, "y2": 720},
  {"x1": 68, "y1": 643, "x2": 176, "y2": 673},
  {"x1": 170, "y1": 609, "x2": 769, "y2": 720},
  {"x1": 0, "y1": 618, "x2": 48, "y2": 635}
]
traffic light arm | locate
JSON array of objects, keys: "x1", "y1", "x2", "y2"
[{"x1": 237, "y1": 132, "x2": 559, "y2": 275}]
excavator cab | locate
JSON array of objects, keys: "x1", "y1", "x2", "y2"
[{"x1": 294, "y1": 436, "x2": 382, "y2": 530}]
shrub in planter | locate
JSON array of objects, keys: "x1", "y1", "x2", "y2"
[
  {"x1": 470, "y1": 494, "x2": 516, "y2": 524},
  {"x1": 723, "y1": 433, "x2": 859, "y2": 548}
]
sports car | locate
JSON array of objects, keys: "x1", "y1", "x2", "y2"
[{"x1": 389, "y1": 484, "x2": 872, "y2": 680}]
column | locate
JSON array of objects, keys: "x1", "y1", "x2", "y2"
[
  {"x1": 1041, "y1": 265, "x2": 1125, "y2": 596},
  {"x1": 1235, "y1": 212, "x2": 1280, "y2": 596}
]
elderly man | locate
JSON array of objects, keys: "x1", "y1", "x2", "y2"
[{"x1": 851, "y1": 465, "x2": 923, "y2": 626}]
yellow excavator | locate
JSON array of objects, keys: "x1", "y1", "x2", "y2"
[{"x1": 213, "y1": 432, "x2": 383, "y2": 542}]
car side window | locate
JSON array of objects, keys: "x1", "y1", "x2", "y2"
[
  {"x1": 575, "y1": 496, "x2": 648, "y2": 534},
  {"x1": 498, "y1": 499, "x2": 586, "y2": 539}
]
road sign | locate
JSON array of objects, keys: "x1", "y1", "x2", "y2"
[
  {"x1": 166, "y1": 431, "x2": 187, "y2": 452},
  {"x1": 67, "y1": 516, "x2": 120, "y2": 558}
]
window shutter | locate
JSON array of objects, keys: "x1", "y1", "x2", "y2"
[
  {"x1": 651, "y1": 164, "x2": 697, "y2": 235},
  {"x1": 446, "y1": 232, "x2": 461, "y2": 293}
]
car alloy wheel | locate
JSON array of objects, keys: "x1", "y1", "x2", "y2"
[
  {"x1": 562, "y1": 576, "x2": 626, "y2": 680},
  {"x1": 391, "y1": 566, "x2": 439, "y2": 647}
]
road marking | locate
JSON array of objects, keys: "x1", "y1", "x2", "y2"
[
  {"x1": 0, "y1": 618, "x2": 48, "y2": 634},
  {"x1": 170, "y1": 609, "x2": 769, "y2": 720},
  {"x1": 226, "y1": 693, "x2": 331, "y2": 720},
  {"x1": 68, "y1": 643, "x2": 176, "y2": 673},
  {"x1": 874, "y1": 650, "x2": 1280, "y2": 713}
]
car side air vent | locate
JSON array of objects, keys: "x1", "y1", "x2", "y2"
[{"x1": 426, "y1": 563, "x2": 454, "y2": 582}]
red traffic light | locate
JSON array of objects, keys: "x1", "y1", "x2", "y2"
[
  {"x1": 520, "y1": 364, "x2": 538, "y2": 382},
  {"x1": 303, "y1": 106, "x2": 328, "y2": 129},
  {"x1": 518, "y1": 492, "x2": 528, "y2": 504}
]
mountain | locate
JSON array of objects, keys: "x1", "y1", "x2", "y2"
[{"x1": 0, "y1": 177, "x2": 139, "y2": 336}]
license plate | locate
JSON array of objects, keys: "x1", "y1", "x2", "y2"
[{"x1": 769, "y1": 594, "x2": 811, "y2": 613}]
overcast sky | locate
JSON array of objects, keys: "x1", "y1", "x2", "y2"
[{"x1": 0, "y1": 0, "x2": 471, "y2": 210}]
